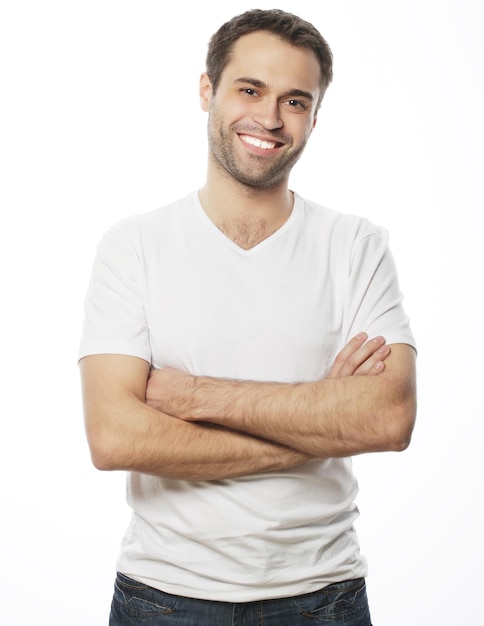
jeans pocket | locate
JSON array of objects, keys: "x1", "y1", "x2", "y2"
[
  {"x1": 293, "y1": 578, "x2": 370, "y2": 622},
  {"x1": 111, "y1": 573, "x2": 178, "y2": 621}
]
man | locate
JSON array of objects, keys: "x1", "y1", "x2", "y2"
[{"x1": 79, "y1": 9, "x2": 416, "y2": 626}]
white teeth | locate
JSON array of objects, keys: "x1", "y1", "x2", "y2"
[{"x1": 241, "y1": 135, "x2": 277, "y2": 150}]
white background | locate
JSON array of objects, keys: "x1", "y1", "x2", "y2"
[{"x1": 1, "y1": 0, "x2": 483, "y2": 624}]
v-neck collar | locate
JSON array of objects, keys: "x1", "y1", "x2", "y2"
[{"x1": 192, "y1": 190, "x2": 302, "y2": 256}]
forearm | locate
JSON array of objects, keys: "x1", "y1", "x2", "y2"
[
  {"x1": 154, "y1": 344, "x2": 416, "y2": 458},
  {"x1": 190, "y1": 371, "x2": 414, "y2": 457},
  {"x1": 87, "y1": 395, "x2": 312, "y2": 481}
]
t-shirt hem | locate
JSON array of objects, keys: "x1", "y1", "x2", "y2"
[{"x1": 118, "y1": 567, "x2": 369, "y2": 603}]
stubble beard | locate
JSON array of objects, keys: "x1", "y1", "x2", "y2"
[{"x1": 207, "y1": 108, "x2": 307, "y2": 191}]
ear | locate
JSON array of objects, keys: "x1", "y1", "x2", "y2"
[
  {"x1": 199, "y1": 72, "x2": 213, "y2": 112},
  {"x1": 312, "y1": 113, "x2": 318, "y2": 130}
]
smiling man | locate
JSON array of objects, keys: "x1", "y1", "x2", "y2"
[
  {"x1": 79, "y1": 9, "x2": 416, "y2": 626},
  {"x1": 204, "y1": 31, "x2": 320, "y2": 191}
]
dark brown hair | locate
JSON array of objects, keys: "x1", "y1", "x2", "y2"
[{"x1": 206, "y1": 9, "x2": 333, "y2": 107}]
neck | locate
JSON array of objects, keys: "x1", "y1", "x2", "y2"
[{"x1": 199, "y1": 162, "x2": 294, "y2": 249}]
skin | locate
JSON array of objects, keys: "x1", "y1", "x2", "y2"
[{"x1": 80, "y1": 31, "x2": 417, "y2": 480}]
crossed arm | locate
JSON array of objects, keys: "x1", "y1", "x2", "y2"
[{"x1": 80, "y1": 333, "x2": 416, "y2": 480}]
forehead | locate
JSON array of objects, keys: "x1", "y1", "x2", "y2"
[{"x1": 221, "y1": 31, "x2": 321, "y2": 94}]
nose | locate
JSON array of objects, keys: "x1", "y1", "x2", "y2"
[{"x1": 252, "y1": 98, "x2": 283, "y2": 131}]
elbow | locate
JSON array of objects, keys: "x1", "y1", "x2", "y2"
[
  {"x1": 386, "y1": 396, "x2": 417, "y2": 452},
  {"x1": 90, "y1": 446, "x2": 117, "y2": 472},
  {"x1": 85, "y1": 422, "x2": 122, "y2": 471},
  {"x1": 390, "y1": 433, "x2": 412, "y2": 453}
]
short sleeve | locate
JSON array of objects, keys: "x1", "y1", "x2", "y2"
[
  {"x1": 342, "y1": 226, "x2": 416, "y2": 350},
  {"x1": 78, "y1": 218, "x2": 151, "y2": 362}
]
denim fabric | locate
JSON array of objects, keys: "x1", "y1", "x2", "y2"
[{"x1": 109, "y1": 573, "x2": 372, "y2": 625}]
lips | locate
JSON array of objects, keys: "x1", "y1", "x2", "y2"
[{"x1": 239, "y1": 133, "x2": 283, "y2": 150}]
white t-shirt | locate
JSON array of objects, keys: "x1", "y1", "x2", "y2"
[{"x1": 79, "y1": 191, "x2": 415, "y2": 601}]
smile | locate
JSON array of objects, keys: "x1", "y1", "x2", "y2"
[{"x1": 239, "y1": 134, "x2": 282, "y2": 150}]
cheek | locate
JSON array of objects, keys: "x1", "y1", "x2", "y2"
[
  {"x1": 224, "y1": 92, "x2": 269, "y2": 123},
  {"x1": 287, "y1": 118, "x2": 315, "y2": 144},
  {"x1": 227, "y1": 100, "x2": 253, "y2": 124},
  {"x1": 210, "y1": 97, "x2": 249, "y2": 127}
]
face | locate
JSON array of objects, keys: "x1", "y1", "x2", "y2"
[{"x1": 201, "y1": 31, "x2": 322, "y2": 190}]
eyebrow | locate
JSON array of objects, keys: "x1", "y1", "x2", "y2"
[{"x1": 234, "y1": 77, "x2": 314, "y2": 102}]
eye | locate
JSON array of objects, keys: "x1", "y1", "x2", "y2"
[
  {"x1": 284, "y1": 99, "x2": 307, "y2": 111},
  {"x1": 240, "y1": 88, "x2": 259, "y2": 97}
]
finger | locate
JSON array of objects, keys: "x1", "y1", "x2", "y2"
[
  {"x1": 354, "y1": 344, "x2": 392, "y2": 376},
  {"x1": 336, "y1": 335, "x2": 387, "y2": 378},
  {"x1": 328, "y1": 333, "x2": 368, "y2": 379},
  {"x1": 369, "y1": 360, "x2": 386, "y2": 375}
]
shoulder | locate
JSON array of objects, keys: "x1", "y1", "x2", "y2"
[
  {"x1": 88, "y1": 193, "x2": 196, "y2": 275},
  {"x1": 295, "y1": 193, "x2": 388, "y2": 246},
  {"x1": 106, "y1": 192, "x2": 195, "y2": 240}
]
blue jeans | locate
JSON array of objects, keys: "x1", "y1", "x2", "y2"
[{"x1": 109, "y1": 573, "x2": 372, "y2": 625}]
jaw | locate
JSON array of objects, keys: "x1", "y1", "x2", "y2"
[{"x1": 212, "y1": 154, "x2": 292, "y2": 194}]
